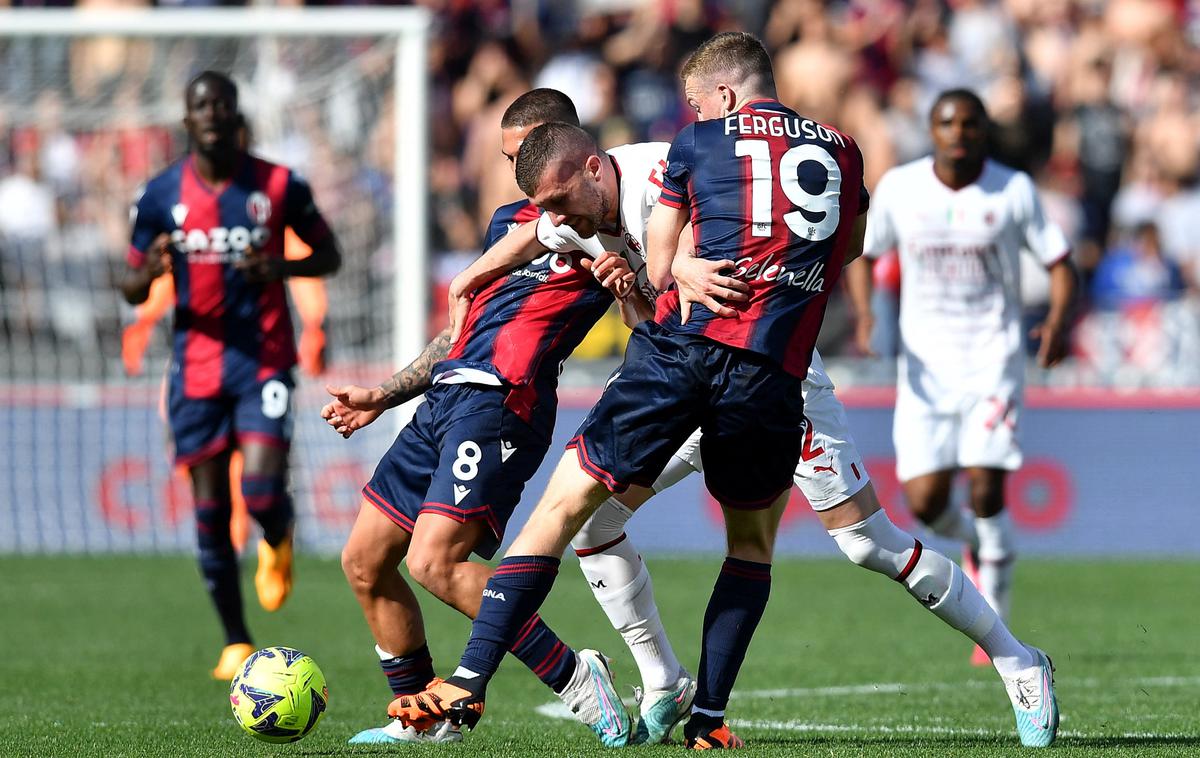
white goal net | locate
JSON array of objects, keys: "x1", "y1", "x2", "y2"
[{"x1": 0, "y1": 9, "x2": 429, "y2": 553}]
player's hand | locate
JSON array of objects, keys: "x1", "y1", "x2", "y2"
[
  {"x1": 1031, "y1": 319, "x2": 1069, "y2": 368},
  {"x1": 236, "y1": 247, "x2": 285, "y2": 283},
  {"x1": 145, "y1": 234, "x2": 173, "y2": 279},
  {"x1": 855, "y1": 312, "x2": 877, "y2": 357},
  {"x1": 581, "y1": 251, "x2": 636, "y2": 299},
  {"x1": 447, "y1": 275, "x2": 475, "y2": 345},
  {"x1": 321, "y1": 384, "x2": 387, "y2": 438},
  {"x1": 671, "y1": 254, "x2": 749, "y2": 324}
]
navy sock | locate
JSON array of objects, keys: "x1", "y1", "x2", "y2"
[
  {"x1": 380, "y1": 643, "x2": 436, "y2": 697},
  {"x1": 509, "y1": 613, "x2": 577, "y2": 694},
  {"x1": 694, "y1": 557, "x2": 772, "y2": 712},
  {"x1": 240, "y1": 473, "x2": 293, "y2": 546},
  {"x1": 195, "y1": 498, "x2": 250, "y2": 646},
  {"x1": 456, "y1": 556, "x2": 561, "y2": 692}
]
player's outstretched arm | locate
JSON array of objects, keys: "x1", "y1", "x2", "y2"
[
  {"x1": 120, "y1": 234, "x2": 172, "y2": 305},
  {"x1": 448, "y1": 221, "x2": 543, "y2": 341},
  {"x1": 320, "y1": 327, "x2": 453, "y2": 438}
]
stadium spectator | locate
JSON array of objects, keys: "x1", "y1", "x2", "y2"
[
  {"x1": 1091, "y1": 222, "x2": 1185, "y2": 310},
  {"x1": 0, "y1": 0, "x2": 1198, "y2": 386}
]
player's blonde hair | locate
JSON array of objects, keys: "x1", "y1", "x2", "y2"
[{"x1": 680, "y1": 32, "x2": 775, "y2": 93}]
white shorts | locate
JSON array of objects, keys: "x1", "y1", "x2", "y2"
[
  {"x1": 652, "y1": 383, "x2": 871, "y2": 511},
  {"x1": 893, "y1": 384, "x2": 1023, "y2": 482}
]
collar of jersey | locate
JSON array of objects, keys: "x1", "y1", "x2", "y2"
[
  {"x1": 741, "y1": 98, "x2": 789, "y2": 114},
  {"x1": 184, "y1": 152, "x2": 245, "y2": 196}
]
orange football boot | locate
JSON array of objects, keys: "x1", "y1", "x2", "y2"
[
  {"x1": 389, "y1": 678, "x2": 486, "y2": 730},
  {"x1": 212, "y1": 642, "x2": 256, "y2": 681},
  {"x1": 255, "y1": 533, "x2": 293, "y2": 612},
  {"x1": 684, "y1": 715, "x2": 745, "y2": 750}
]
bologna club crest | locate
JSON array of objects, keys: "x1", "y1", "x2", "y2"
[{"x1": 247, "y1": 192, "x2": 272, "y2": 225}]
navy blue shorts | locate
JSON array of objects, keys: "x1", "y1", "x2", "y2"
[
  {"x1": 363, "y1": 383, "x2": 552, "y2": 559},
  {"x1": 570, "y1": 321, "x2": 806, "y2": 509},
  {"x1": 168, "y1": 369, "x2": 294, "y2": 466}
]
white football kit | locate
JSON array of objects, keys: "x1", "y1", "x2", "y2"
[
  {"x1": 864, "y1": 157, "x2": 1069, "y2": 481},
  {"x1": 537, "y1": 142, "x2": 870, "y2": 510}
]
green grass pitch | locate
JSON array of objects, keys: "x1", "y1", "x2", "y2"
[{"x1": 1, "y1": 555, "x2": 1197, "y2": 757}]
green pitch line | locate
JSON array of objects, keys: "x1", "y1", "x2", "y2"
[{"x1": 1, "y1": 555, "x2": 1197, "y2": 757}]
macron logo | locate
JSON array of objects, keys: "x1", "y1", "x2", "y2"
[
  {"x1": 501, "y1": 440, "x2": 517, "y2": 462},
  {"x1": 482, "y1": 588, "x2": 506, "y2": 602},
  {"x1": 453, "y1": 484, "x2": 471, "y2": 505}
]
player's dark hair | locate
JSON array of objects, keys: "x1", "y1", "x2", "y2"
[
  {"x1": 501, "y1": 89, "x2": 580, "y2": 129},
  {"x1": 185, "y1": 70, "x2": 238, "y2": 107},
  {"x1": 930, "y1": 88, "x2": 988, "y2": 123},
  {"x1": 514, "y1": 122, "x2": 598, "y2": 197},
  {"x1": 681, "y1": 32, "x2": 775, "y2": 93}
]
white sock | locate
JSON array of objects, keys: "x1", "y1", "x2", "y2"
[
  {"x1": 375, "y1": 644, "x2": 395, "y2": 661},
  {"x1": 588, "y1": 549, "x2": 682, "y2": 692},
  {"x1": 928, "y1": 505, "x2": 979, "y2": 548},
  {"x1": 573, "y1": 498, "x2": 683, "y2": 693},
  {"x1": 908, "y1": 550, "x2": 1031, "y2": 676},
  {"x1": 975, "y1": 512, "x2": 1016, "y2": 621},
  {"x1": 829, "y1": 511, "x2": 1031, "y2": 677},
  {"x1": 692, "y1": 706, "x2": 724, "y2": 719}
]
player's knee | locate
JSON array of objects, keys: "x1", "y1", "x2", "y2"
[
  {"x1": 404, "y1": 548, "x2": 456, "y2": 600},
  {"x1": 570, "y1": 497, "x2": 633, "y2": 552},
  {"x1": 966, "y1": 474, "x2": 1004, "y2": 517},
  {"x1": 341, "y1": 541, "x2": 385, "y2": 596},
  {"x1": 828, "y1": 510, "x2": 915, "y2": 576}
]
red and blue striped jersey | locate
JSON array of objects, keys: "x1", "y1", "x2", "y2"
[
  {"x1": 433, "y1": 198, "x2": 613, "y2": 427},
  {"x1": 656, "y1": 99, "x2": 868, "y2": 378},
  {"x1": 129, "y1": 154, "x2": 331, "y2": 398}
]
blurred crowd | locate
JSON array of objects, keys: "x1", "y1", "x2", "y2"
[{"x1": 0, "y1": 0, "x2": 1198, "y2": 385}]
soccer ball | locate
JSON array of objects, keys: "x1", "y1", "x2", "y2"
[{"x1": 229, "y1": 646, "x2": 329, "y2": 743}]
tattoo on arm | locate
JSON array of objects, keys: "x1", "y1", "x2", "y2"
[{"x1": 378, "y1": 328, "x2": 453, "y2": 408}]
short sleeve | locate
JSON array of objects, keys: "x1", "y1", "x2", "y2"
[
  {"x1": 862, "y1": 171, "x2": 896, "y2": 259},
  {"x1": 1013, "y1": 172, "x2": 1069, "y2": 267},
  {"x1": 659, "y1": 124, "x2": 695, "y2": 210},
  {"x1": 128, "y1": 183, "x2": 163, "y2": 268},
  {"x1": 535, "y1": 212, "x2": 584, "y2": 253},
  {"x1": 482, "y1": 208, "x2": 514, "y2": 252},
  {"x1": 283, "y1": 172, "x2": 332, "y2": 247}
]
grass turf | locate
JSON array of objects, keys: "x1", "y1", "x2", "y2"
[{"x1": 1, "y1": 555, "x2": 1197, "y2": 757}]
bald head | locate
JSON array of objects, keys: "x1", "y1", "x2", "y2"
[{"x1": 514, "y1": 122, "x2": 599, "y2": 198}]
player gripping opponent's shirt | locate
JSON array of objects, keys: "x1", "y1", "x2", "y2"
[
  {"x1": 571, "y1": 99, "x2": 868, "y2": 508},
  {"x1": 130, "y1": 154, "x2": 331, "y2": 465},
  {"x1": 531, "y1": 138, "x2": 870, "y2": 512},
  {"x1": 361, "y1": 197, "x2": 615, "y2": 560}
]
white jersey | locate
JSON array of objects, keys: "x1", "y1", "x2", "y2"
[
  {"x1": 538, "y1": 142, "x2": 861, "y2": 506},
  {"x1": 536, "y1": 141, "x2": 669, "y2": 304},
  {"x1": 864, "y1": 157, "x2": 1068, "y2": 401},
  {"x1": 535, "y1": 141, "x2": 838, "y2": 389}
]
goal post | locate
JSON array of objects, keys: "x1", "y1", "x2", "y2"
[
  {"x1": 0, "y1": 7, "x2": 431, "y2": 376},
  {"x1": 0, "y1": 8, "x2": 430, "y2": 553}
]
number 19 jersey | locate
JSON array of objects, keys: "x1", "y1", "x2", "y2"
[{"x1": 656, "y1": 99, "x2": 868, "y2": 378}]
